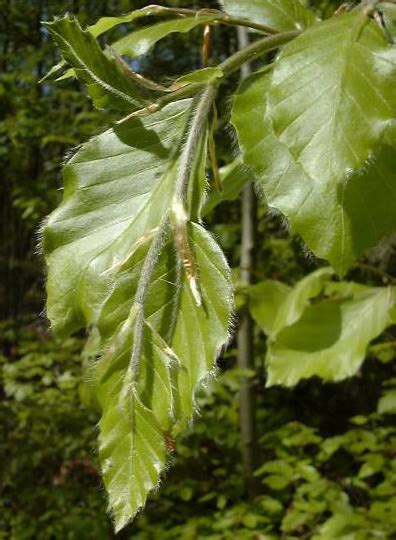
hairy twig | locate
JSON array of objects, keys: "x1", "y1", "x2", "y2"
[
  {"x1": 129, "y1": 84, "x2": 217, "y2": 379},
  {"x1": 118, "y1": 30, "x2": 299, "y2": 123}
]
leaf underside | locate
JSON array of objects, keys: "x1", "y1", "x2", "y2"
[
  {"x1": 43, "y1": 99, "x2": 196, "y2": 336},
  {"x1": 43, "y1": 86, "x2": 233, "y2": 528},
  {"x1": 96, "y1": 224, "x2": 232, "y2": 529}
]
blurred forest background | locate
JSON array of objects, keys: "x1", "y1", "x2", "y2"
[{"x1": 1, "y1": 0, "x2": 396, "y2": 538}]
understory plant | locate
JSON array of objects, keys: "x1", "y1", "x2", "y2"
[{"x1": 41, "y1": 0, "x2": 396, "y2": 531}]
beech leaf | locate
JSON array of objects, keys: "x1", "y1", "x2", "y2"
[
  {"x1": 96, "y1": 224, "x2": 233, "y2": 529},
  {"x1": 220, "y1": 0, "x2": 316, "y2": 31},
  {"x1": 232, "y1": 24, "x2": 396, "y2": 274}
]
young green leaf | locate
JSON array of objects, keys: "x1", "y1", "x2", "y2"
[
  {"x1": 42, "y1": 7, "x2": 205, "y2": 83},
  {"x1": 255, "y1": 279, "x2": 395, "y2": 386},
  {"x1": 249, "y1": 267, "x2": 334, "y2": 338},
  {"x1": 232, "y1": 61, "x2": 396, "y2": 274},
  {"x1": 43, "y1": 16, "x2": 153, "y2": 110},
  {"x1": 43, "y1": 98, "x2": 200, "y2": 336},
  {"x1": 378, "y1": 388, "x2": 396, "y2": 414},
  {"x1": 250, "y1": 268, "x2": 395, "y2": 386},
  {"x1": 95, "y1": 224, "x2": 233, "y2": 530},
  {"x1": 220, "y1": 0, "x2": 316, "y2": 31},
  {"x1": 88, "y1": 5, "x2": 176, "y2": 38},
  {"x1": 267, "y1": 11, "x2": 396, "y2": 188},
  {"x1": 43, "y1": 77, "x2": 233, "y2": 530},
  {"x1": 111, "y1": 14, "x2": 218, "y2": 59},
  {"x1": 168, "y1": 67, "x2": 224, "y2": 91}
]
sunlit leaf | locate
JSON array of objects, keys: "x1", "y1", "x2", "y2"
[
  {"x1": 96, "y1": 224, "x2": 233, "y2": 529},
  {"x1": 111, "y1": 14, "x2": 218, "y2": 59},
  {"x1": 267, "y1": 11, "x2": 396, "y2": 188},
  {"x1": 44, "y1": 16, "x2": 152, "y2": 110},
  {"x1": 220, "y1": 0, "x2": 316, "y2": 31},
  {"x1": 249, "y1": 268, "x2": 333, "y2": 337},
  {"x1": 250, "y1": 270, "x2": 395, "y2": 386},
  {"x1": 43, "y1": 99, "x2": 198, "y2": 336},
  {"x1": 232, "y1": 19, "x2": 396, "y2": 274}
]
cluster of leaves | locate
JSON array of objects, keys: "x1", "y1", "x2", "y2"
[
  {"x1": 39, "y1": 0, "x2": 396, "y2": 529},
  {"x1": 0, "y1": 322, "x2": 112, "y2": 539},
  {"x1": 2, "y1": 320, "x2": 395, "y2": 539},
  {"x1": 0, "y1": 0, "x2": 114, "y2": 322}
]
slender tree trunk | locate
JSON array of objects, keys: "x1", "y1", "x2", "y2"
[{"x1": 236, "y1": 26, "x2": 257, "y2": 497}]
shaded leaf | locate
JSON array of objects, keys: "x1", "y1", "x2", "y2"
[
  {"x1": 203, "y1": 158, "x2": 253, "y2": 215},
  {"x1": 168, "y1": 67, "x2": 224, "y2": 91},
  {"x1": 378, "y1": 388, "x2": 396, "y2": 414}
]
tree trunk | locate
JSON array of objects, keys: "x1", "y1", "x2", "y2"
[{"x1": 236, "y1": 26, "x2": 257, "y2": 497}]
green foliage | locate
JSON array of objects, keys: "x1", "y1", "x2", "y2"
[
  {"x1": 2, "y1": 323, "x2": 396, "y2": 539},
  {"x1": 250, "y1": 270, "x2": 396, "y2": 386},
  {"x1": 44, "y1": 17, "x2": 152, "y2": 110},
  {"x1": 96, "y1": 225, "x2": 232, "y2": 530},
  {"x1": 232, "y1": 15, "x2": 396, "y2": 274},
  {"x1": 249, "y1": 267, "x2": 334, "y2": 338},
  {"x1": 220, "y1": 0, "x2": 316, "y2": 31},
  {"x1": 255, "y1": 418, "x2": 396, "y2": 539},
  {"x1": 110, "y1": 14, "x2": 218, "y2": 58},
  {"x1": 203, "y1": 158, "x2": 252, "y2": 216},
  {"x1": 43, "y1": 98, "x2": 197, "y2": 336},
  {"x1": 32, "y1": 0, "x2": 396, "y2": 531},
  {"x1": 0, "y1": 323, "x2": 112, "y2": 539}
]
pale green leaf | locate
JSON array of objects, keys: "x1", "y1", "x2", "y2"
[
  {"x1": 39, "y1": 60, "x2": 66, "y2": 83},
  {"x1": 381, "y1": 3, "x2": 396, "y2": 41},
  {"x1": 42, "y1": 7, "x2": 194, "y2": 82},
  {"x1": 267, "y1": 11, "x2": 396, "y2": 187},
  {"x1": 250, "y1": 268, "x2": 334, "y2": 338},
  {"x1": 266, "y1": 286, "x2": 395, "y2": 386},
  {"x1": 232, "y1": 38, "x2": 396, "y2": 274},
  {"x1": 220, "y1": 0, "x2": 316, "y2": 31},
  {"x1": 43, "y1": 99, "x2": 200, "y2": 336},
  {"x1": 111, "y1": 14, "x2": 218, "y2": 59},
  {"x1": 44, "y1": 16, "x2": 150, "y2": 110},
  {"x1": 96, "y1": 224, "x2": 233, "y2": 528},
  {"x1": 312, "y1": 512, "x2": 361, "y2": 540},
  {"x1": 249, "y1": 280, "x2": 291, "y2": 337},
  {"x1": 88, "y1": 6, "x2": 171, "y2": 38}
]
